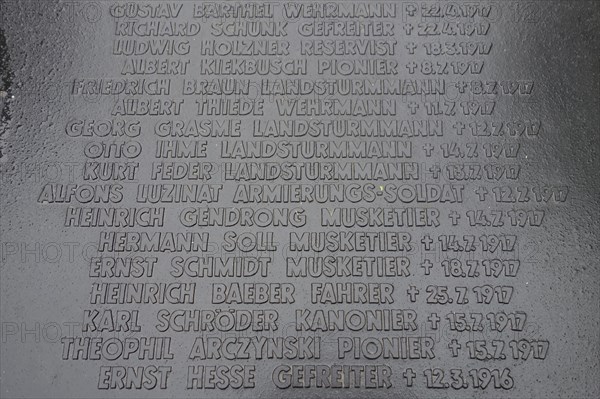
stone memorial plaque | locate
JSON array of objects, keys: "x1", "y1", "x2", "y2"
[{"x1": 0, "y1": 0, "x2": 599, "y2": 398}]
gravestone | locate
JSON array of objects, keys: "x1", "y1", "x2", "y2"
[{"x1": 0, "y1": 1, "x2": 599, "y2": 398}]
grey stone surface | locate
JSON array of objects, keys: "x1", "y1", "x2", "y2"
[{"x1": 0, "y1": 1, "x2": 598, "y2": 398}]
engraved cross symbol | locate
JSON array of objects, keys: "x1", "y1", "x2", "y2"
[
  {"x1": 408, "y1": 102, "x2": 419, "y2": 114},
  {"x1": 404, "y1": 4, "x2": 418, "y2": 17},
  {"x1": 455, "y1": 81, "x2": 468, "y2": 93},
  {"x1": 406, "y1": 42, "x2": 418, "y2": 54},
  {"x1": 420, "y1": 259, "x2": 433, "y2": 275},
  {"x1": 403, "y1": 368, "x2": 416, "y2": 387},
  {"x1": 403, "y1": 23, "x2": 414, "y2": 35},
  {"x1": 475, "y1": 186, "x2": 489, "y2": 201},
  {"x1": 428, "y1": 313, "x2": 441, "y2": 330},
  {"x1": 407, "y1": 286, "x2": 420, "y2": 302},
  {"x1": 406, "y1": 62, "x2": 418, "y2": 73},
  {"x1": 449, "y1": 339, "x2": 462, "y2": 357},
  {"x1": 449, "y1": 211, "x2": 461, "y2": 225},
  {"x1": 423, "y1": 143, "x2": 434, "y2": 157},
  {"x1": 421, "y1": 234, "x2": 434, "y2": 251},
  {"x1": 428, "y1": 164, "x2": 441, "y2": 179},
  {"x1": 453, "y1": 121, "x2": 466, "y2": 135}
]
